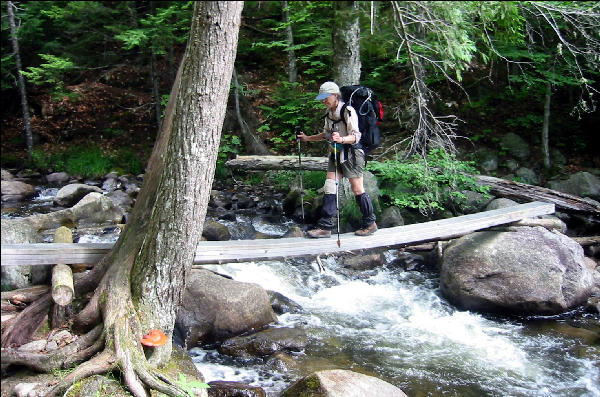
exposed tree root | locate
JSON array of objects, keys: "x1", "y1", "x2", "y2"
[
  {"x1": 0, "y1": 324, "x2": 104, "y2": 372},
  {"x1": 46, "y1": 350, "x2": 117, "y2": 397},
  {"x1": 1, "y1": 293, "x2": 52, "y2": 348}
]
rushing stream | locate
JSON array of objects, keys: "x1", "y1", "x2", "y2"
[
  {"x1": 3, "y1": 185, "x2": 599, "y2": 396},
  {"x1": 197, "y1": 256, "x2": 599, "y2": 397}
]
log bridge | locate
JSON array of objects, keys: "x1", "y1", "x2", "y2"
[{"x1": 2, "y1": 201, "x2": 555, "y2": 266}]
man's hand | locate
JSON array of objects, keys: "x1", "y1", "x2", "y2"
[
  {"x1": 296, "y1": 130, "x2": 308, "y2": 142},
  {"x1": 331, "y1": 131, "x2": 343, "y2": 143}
]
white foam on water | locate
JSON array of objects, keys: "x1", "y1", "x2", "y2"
[{"x1": 195, "y1": 258, "x2": 600, "y2": 397}]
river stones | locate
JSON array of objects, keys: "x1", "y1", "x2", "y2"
[
  {"x1": 280, "y1": 369, "x2": 407, "y2": 397},
  {"x1": 207, "y1": 381, "x2": 265, "y2": 397},
  {"x1": 440, "y1": 227, "x2": 596, "y2": 315},
  {"x1": 218, "y1": 327, "x2": 308, "y2": 359},
  {"x1": 53, "y1": 183, "x2": 103, "y2": 207},
  {"x1": 1, "y1": 180, "x2": 37, "y2": 202}
]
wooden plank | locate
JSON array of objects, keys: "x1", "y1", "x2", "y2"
[
  {"x1": 192, "y1": 201, "x2": 555, "y2": 264},
  {"x1": 1, "y1": 243, "x2": 112, "y2": 266},
  {"x1": 1, "y1": 202, "x2": 554, "y2": 267}
]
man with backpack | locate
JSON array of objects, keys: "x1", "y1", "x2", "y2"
[{"x1": 297, "y1": 81, "x2": 378, "y2": 238}]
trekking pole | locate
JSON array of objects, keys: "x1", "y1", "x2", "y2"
[
  {"x1": 295, "y1": 126, "x2": 305, "y2": 222},
  {"x1": 333, "y1": 140, "x2": 341, "y2": 247}
]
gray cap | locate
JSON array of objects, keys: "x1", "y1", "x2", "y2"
[{"x1": 315, "y1": 81, "x2": 340, "y2": 100}]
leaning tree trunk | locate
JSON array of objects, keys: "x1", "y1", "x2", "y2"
[
  {"x1": 1, "y1": 2, "x2": 243, "y2": 396},
  {"x1": 332, "y1": 1, "x2": 361, "y2": 86},
  {"x1": 7, "y1": 1, "x2": 34, "y2": 160}
]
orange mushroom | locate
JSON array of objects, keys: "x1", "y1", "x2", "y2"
[{"x1": 140, "y1": 329, "x2": 168, "y2": 347}]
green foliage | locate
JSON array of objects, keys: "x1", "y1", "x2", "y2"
[
  {"x1": 266, "y1": 170, "x2": 295, "y2": 191},
  {"x1": 259, "y1": 82, "x2": 322, "y2": 152},
  {"x1": 217, "y1": 134, "x2": 242, "y2": 166},
  {"x1": 20, "y1": 53, "x2": 75, "y2": 98},
  {"x1": 367, "y1": 148, "x2": 489, "y2": 215},
  {"x1": 29, "y1": 144, "x2": 143, "y2": 178},
  {"x1": 214, "y1": 134, "x2": 242, "y2": 179},
  {"x1": 157, "y1": 373, "x2": 209, "y2": 397}
]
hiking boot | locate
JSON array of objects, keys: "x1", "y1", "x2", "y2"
[
  {"x1": 355, "y1": 222, "x2": 377, "y2": 236},
  {"x1": 306, "y1": 228, "x2": 331, "y2": 238}
]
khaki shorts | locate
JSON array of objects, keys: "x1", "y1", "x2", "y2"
[{"x1": 327, "y1": 147, "x2": 365, "y2": 179}]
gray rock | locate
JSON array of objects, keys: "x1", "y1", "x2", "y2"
[
  {"x1": 1, "y1": 180, "x2": 37, "y2": 201},
  {"x1": 504, "y1": 159, "x2": 519, "y2": 171},
  {"x1": 54, "y1": 183, "x2": 103, "y2": 207},
  {"x1": 281, "y1": 369, "x2": 407, "y2": 397},
  {"x1": 13, "y1": 382, "x2": 41, "y2": 397},
  {"x1": 202, "y1": 220, "x2": 231, "y2": 241},
  {"x1": 484, "y1": 198, "x2": 519, "y2": 211},
  {"x1": 379, "y1": 206, "x2": 404, "y2": 228},
  {"x1": 102, "y1": 177, "x2": 119, "y2": 192},
  {"x1": 106, "y1": 189, "x2": 134, "y2": 213},
  {"x1": 440, "y1": 227, "x2": 596, "y2": 315},
  {"x1": 550, "y1": 149, "x2": 567, "y2": 166},
  {"x1": 460, "y1": 190, "x2": 493, "y2": 214},
  {"x1": 548, "y1": 171, "x2": 600, "y2": 200},
  {"x1": 1, "y1": 219, "x2": 40, "y2": 289},
  {"x1": 516, "y1": 167, "x2": 540, "y2": 185},
  {"x1": 1, "y1": 168, "x2": 14, "y2": 180},
  {"x1": 45, "y1": 172, "x2": 70, "y2": 185},
  {"x1": 207, "y1": 381, "x2": 265, "y2": 397},
  {"x1": 176, "y1": 269, "x2": 277, "y2": 346},
  {"x1": 476, "y1": 148, "x2": 499, "y2": 172},
  {"x1": 500, "y1": 132, "x2": 530, "y2": 160},
  {"x1": 343, "y1": 252, "x2": 384, "y2": 271},
  {"x1": 219, "y1": 327, "x2": 308, "y2": 359},
  {"x1": 45, "y1": 340, "x2": 59, "y2": 352},
  {"x1": 268, "y1": 291, "x2": 303, "y2": 314}
]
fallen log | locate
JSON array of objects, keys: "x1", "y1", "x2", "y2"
[
  {"x1": 572, "y1": 236, "x2": 600, "y2": 247},
  {"x1": 226, "y1": 155, "x2": 328, "y2": 171},
  {"x1": 473, "y1": 175, "x2": 600, "y2": 215},
  {"x1": 51, "y1": 226, "x2": 74, "y2": 307},
  {"x1": 226, "y1": 155, "x2": 600, "y2": 215}
]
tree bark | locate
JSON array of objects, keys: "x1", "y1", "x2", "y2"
[
  {"x1": 542, "y1": 81, "x2": 551, "y2": 168},
  {"x1": 129, "y1": 0, "x2": 243, "y2": 367},
  {"x1": 233, "y1": 68, "x2": 271, "y2": 155},
  {"x1": 282, "y1": 1, "x2": 298, "y2": 83},
  {"x1": 7, "y1": 1, "x2": 34, "y2": 160},
  {"x1": 332, "y1": 1, "x2": 361, "y2": 86}
]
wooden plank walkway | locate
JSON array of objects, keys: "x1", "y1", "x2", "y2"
[{"x1": 1, "y1": 201, "x2": 554, "y2": 266}]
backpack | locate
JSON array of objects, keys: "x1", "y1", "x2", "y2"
[{"x1": 337, "y1": 85, "x2": 384, "y2": 153}]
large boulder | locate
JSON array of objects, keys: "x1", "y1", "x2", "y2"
[
  {"x1": 548, "y1": 171, "x2": 600, "y2": 201},
  {"x1": 440, "y1": 227, "x2": 597, "y2": 315},
  {"x1": 54, "y1": 183, "x2": 103, "y2": 207},
  {"x1": 500, "y1": 132, "x2": 530, "y2": 160},
  {"x1": 1, "y1": 219, "x2": 41, "y2": 290},
  {"x1": 176, "y1": 269, "x2": 277, "y2": 346},
  {"x1": 281, "y1": 369, "x2": 407, "y2": 397},
  {"x1": 45, "y1": 172, "x2": 70, "y2": 185},
  {"x1": 1, "y1": 180, "x2": 37, "y2": 202}
]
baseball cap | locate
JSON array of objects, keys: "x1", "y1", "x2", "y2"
[{"x1": 315, "y1": 81, "x2": 340, "y2": 100}]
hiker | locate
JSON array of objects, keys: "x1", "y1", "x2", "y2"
[{"x1": 297, "y1": 81, "x2": 377, "y2": 238}]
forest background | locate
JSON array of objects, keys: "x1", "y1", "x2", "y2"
[{"x1": 2, "y1": 1, "x2": 599, "y2": 213}]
